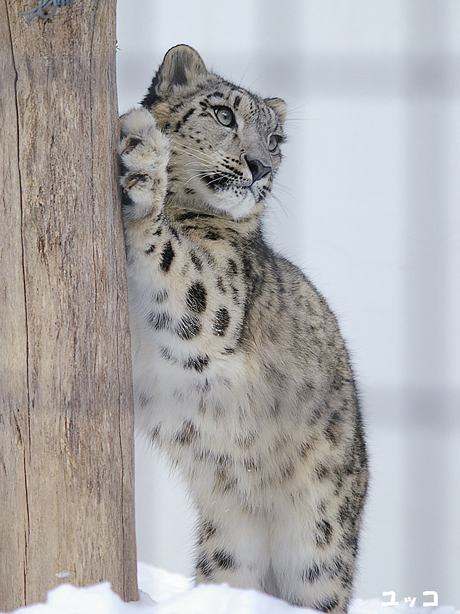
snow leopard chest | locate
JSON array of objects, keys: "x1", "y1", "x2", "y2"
[{"x1": 128, "y1": 224, "x2": 259, "y2": 440}]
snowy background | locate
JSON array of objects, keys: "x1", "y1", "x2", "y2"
[
  {"x1": 115, "y1": 0, "x2": 460, "y2": 609},
  {"x1": 7, "y1": 564, "x2": 460, "y2": 614}
]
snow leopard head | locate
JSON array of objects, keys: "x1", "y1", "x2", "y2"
[{"x1": 142, "y1": 45, "x2": 286, "y2": 220}]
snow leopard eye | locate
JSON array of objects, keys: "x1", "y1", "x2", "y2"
[
  {"x1": 214, "y1": 107, "x2": 235, "y2": 127},
  {"x1": 268, "y1": 134, "x2": 281, "y2": 152}
]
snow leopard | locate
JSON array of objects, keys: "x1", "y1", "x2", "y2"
[{"x1": 119, "y1": 44, "x2": 368, "y2": 612}]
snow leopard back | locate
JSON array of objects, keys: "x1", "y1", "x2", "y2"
[{"x1": 120, "y1": 45, "x2": 368, "y2": 612}]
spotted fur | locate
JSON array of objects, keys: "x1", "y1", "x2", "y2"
[{"x1": 120, "y1": 45, "x2": 368, "y2": 612}]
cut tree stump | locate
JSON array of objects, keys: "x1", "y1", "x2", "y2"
[{"x1": 0, "y1": 1, "x2": 138, "y2": 609}]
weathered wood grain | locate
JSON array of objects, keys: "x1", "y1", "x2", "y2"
[{"x1": 0, "y1": 1, "x2": 138, "y2": 609}]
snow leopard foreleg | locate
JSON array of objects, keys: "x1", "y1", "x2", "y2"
[{"x1": 119, "y1": 107, "x2": 170, "y2": 248}]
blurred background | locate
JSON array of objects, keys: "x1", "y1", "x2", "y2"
[{"x1": 116, "y1": 0, "x2": 460, "y2": 606}]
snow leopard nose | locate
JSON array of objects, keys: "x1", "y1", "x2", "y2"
[{"x1": 247, "y1": 158, "x2": 272, "y2": 183}]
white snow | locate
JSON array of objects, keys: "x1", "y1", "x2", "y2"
[{"x1": 4, "y1": 563, "x2": 459, "y2": 614}]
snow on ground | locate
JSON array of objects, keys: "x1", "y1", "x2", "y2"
[{"x1": 5, "y1": 563, "x2": 459, "y2": 614}]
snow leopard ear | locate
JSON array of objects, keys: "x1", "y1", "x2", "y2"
[
  {"x1": 265, "y1": 97, "x2": 287, "y2": 126},
  {"x1": 142, "y1": 45, "x2": 208, "y2": 108}
]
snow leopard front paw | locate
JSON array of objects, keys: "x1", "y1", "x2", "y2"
[{"x1": 119, "y1": 107, "x2": 170, "y2": 221}]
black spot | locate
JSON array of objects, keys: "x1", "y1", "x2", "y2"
[
  {"x1": 233, "y1": 95, "x2": 241, "y2": 110},
  {"x1": 341, "y1": 571, "x2": 353, "y2": 591},
  {"x1": 217, "y1": 453, "x2": 230, "y2": 466},
  {"x1": 175, "y1": 420, "x2": 199, "y2": 445},
  {"x1": 241, "y1": 255, "x2": 253, "y2": 280},
  {"x1": 328, "y1": 558, "x2": 346, "y2": 579},
  {"x1": 243, "y1": 457, "x2": 258, "y2": 472},
  {"x1": 129, "y1": 172, "x2": 148, "y2": 184},
  {"x1": 145, "y1": 244, "x2": 155, "y2": 254},
  {"x1": 150, "y1": 424, "x2": 160, "y2": 440},
  {"x1": 333, "y1": 472, "x2": 345, "y2": 494},
  {"x1": 324, "y1": 412, "x2": 342, "y2": 445},
  {"x1": 160, "y1": 241, "x2": 174, "y2": 272},
  {"x1": 190, "y1": 251, "x2": 203, "y2": 272},
  {"x1": 341, "y1": 528, "x2": 359, "y2": 557},
  {"x1": 176, "y1": 211, "x2": 215, "y2": 222},
  {"x1": 313, "y1": 596, "x2": 339, "y2": 613},
  {"x1": 302, "y1": 564, "x2": 322, "y2": 583},
  {"x1": 201, "y1": 173, "x2": 230, "y2": 191},
  {"x1": 337, "y1": 496, "x2": 355, "y2": 525},
  {"x1": 184, "y1": 355, "x2": 209, "y2": 372},
  {"x1": 215, "y1": 458, "x2": 237, "y2": 492},
  {"x1": 216, "y1": 277, "x2": 226, "y2": 293},
  {"x1": 202, "y1": 250, "x2": 215, "y2": 266},
  {"x1": 184, "y1": 188, "x2": 196, "y2": 195},
  {"x1": 281, "y1": 461, "x2": 295, "y2": 480},
  {"x1": 237, "y1": 433, "x2": 255, "y2": 448},
  {"x1": 186, "y1": 282, "x2": 207, "y2": 314},
  {"x1": 181, "y1": 108, "x2": 195, "y2": 125},
  {"x1": 195, "y1": 442, "x2": 211, "y2": 458},
  {"x1": 212, "y1": 307, "x2": 230, "y2": 337},
  {"x1": 196, "y1": 554, "x2": 214, "y2": 578},
  {"x1": 148, "y1": 311, "x2": 171, "y2": 330},
  {"x1": 125, "y1": 136, "x2": 142, "y2": 149},
  {"x1": 227, "y1": 259, "x2": 238, "y2": 275},
  {"x1": 213, "y1": 550, "x2": 235, "y2": 570},
  {"x1": 230, "y1": 285, "x2": 239, "y2": 303},
  {"x1": 264, "y1": 363, "x2": 286, "y2": 387},
  {"x1": 171, "y1": 102, "x2": 186, "y2": 113},
  {"x1": 160, "y1": 346, "x2": 173, "y2": 361},
  {"x1": 299, "y1": 440, "x2": 313, "y2": 459},
  {"x1": 154, "y1": 287, "x2": 168, "y2": 303},
  {"x1": 270, "y1": 398, "x2": 281, "y2": 417},
  {"x1": 205, "y1": 229, "x2": 220, "y2": 240},
  {"x1": 315, "y1": 463, "x2": 331, "y2": 481},
  {"x1": 331, "y1": 371, "x2": 344, "y2": 391},
  {"x1": 201, "y1": 520, "x2": 217, "y2": 541},
  {"x1": 169, "y1": 225, "x2": 180, "y2": 241},
  {"x1": 176, "y1": 315, "x2": 201, "y2": 340},
  {"x1": 198, "y1": 378, "x2": 211, "y2": 393},
  {"x1": 138, "y1": 391, "x2": 152, "y2": 407},
  {"x1": 315, "y1": 520, "x2": 333, "y2": 547},
  {"x1": 222, "y1": 347, "x2": 235, "y2": 355},
  {"x1": 303, "y1": 559, "x2": 347, "y2": 586}
]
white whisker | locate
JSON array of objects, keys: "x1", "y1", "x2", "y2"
[
  {"x1": 275, "y1": 183, "x2": 298, "y2": 201},
  {"x1": 269, "y1": 191, "x2": 290, "y2": 218}
]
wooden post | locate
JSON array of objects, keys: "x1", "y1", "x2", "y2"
[{"x1": 0, "y1": 1, "x2": 138, "y2": 609}]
